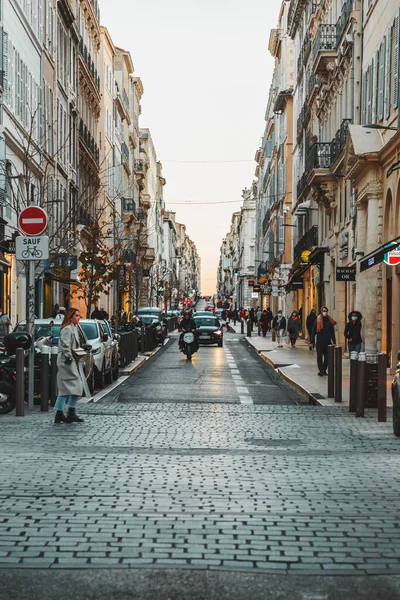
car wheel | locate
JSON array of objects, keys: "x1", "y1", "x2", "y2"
[
  {"x1": 97, "y1": 364, "x2": 106, "y2": 389},
  {"x1": 392, "y1": 381, "x2": 400, "y2": 437}
]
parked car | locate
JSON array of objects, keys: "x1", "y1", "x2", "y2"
[
  {"x1": 102, "y1": 320, "x2": 119, "y2": 381},
  {"x1": 79, "y1": 319, "x2": 112, "y2": 389},
  {"x1": 137, "y1": 307, "x2": 162, "y2": 321},
  {"x1": 13, "y1": 319, "x2": 95, "y2": 393},
  {"x1": 193, "y1": 316, "x2": 223, "y2": 347}
]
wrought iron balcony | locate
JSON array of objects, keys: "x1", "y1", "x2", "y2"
[
  {"x1": 79, "y1": 118, "x2": 99, "y2": 163},
  {"x1": 134, "y1": 159, "x2": 146, "y2": 173},
  {"x1": 79, "y1": 39, "x2": 100, "y2": 92},
  {"x1": 307, "y1": 71, "x2": 321, "y2": 100},
  {"x1": 297, "y1": 171, "x2": 309, "y2": 201},
  {"x1": 305, "y1": 142, "x2": 332, "y2": 173},
  {"x1": 294, "y1": 225, "x2": 318, "y2": 262},
  {"x1": 122, "y1": 89, "x2": 130, "y2": 110},
  {"x1": 330, "y1": 119, "x2": 351, "y2": 165},
  {"x1": 336, "y1": 0, "x2": 353, "y2": 43},
  {"x1": 312, "y1": 24, "x2": 337, "y2": 73},
  {"x1": 297, "y1": 32, "x2": 311, "y2": 78},
  {"x1": 121, "y1": 142, "x2": 130, "y2": 164},
  {"x1": 122, "y1": 197, "x2": 136, "y2": 213},
  {"x1": 262, "y1": 209, "x2": 271, "y2": 236}
]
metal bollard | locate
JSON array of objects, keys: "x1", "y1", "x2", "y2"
[
  {"x1": 327, "y1": 345, "x2": 335, "y2": 398},
  {"x1": 50, "y1": 346, "x2": 58, "y2": 406},
  {"x1": 334, "y1": 346, "x2": 342, "y2": 403},
  {"x1": 241, "y1": 320, "x2": 244, "y2": 334},
  {"x1": 377, "y1": 352, "x2": 387, "y2": 422},
  {"x1": 141, "y1": 326, "x2": 145, "y2": 353},
  {"x1": 15, "y1": 347, "x2": 25, "y2": 417},
  {"x1": 272, "y1": 329, "x2": 276, "y2": 342},
  {"x1": 349, "y1": 351, "x2": 359, "y2": 413},
  {"x1": 40, "y1": 346, "x2": 50, "y2": 412},
  {"x1": 356, "y1": 352, "x2": 366, "y2": 418},
  {"x1": 258, "y1": 324, "x2": 261, "y2": 336},
  {"x1": 246, "y1": 319, "x2": 252, "y2": 338}
]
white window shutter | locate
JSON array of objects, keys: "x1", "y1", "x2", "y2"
[
  {"x1": 379, "y1": 37, "x2": 386, "y2": 121},
  {"x1": 372, "y1": 52, "x2": 378, "y2": 123},
  {"x1": 3, "y1": 31, "x2": 8, "y2": 103},
  {"x1": 386, "y1": 27, "x2": 392, "y2": 119},
  {"x1": 367, "y1": 64, "x2": 372, "y2": 124},
  {"x1": 394, "y1": 10, "x2": 399, "y2": 109}
]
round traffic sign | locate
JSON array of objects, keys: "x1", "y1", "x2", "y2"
[
  {"x1": 384, "y1": 247, "x2": 400, "y2": 266},
  {"x1": 18, "y1": 206, "x2": 48, "y2": 236}
]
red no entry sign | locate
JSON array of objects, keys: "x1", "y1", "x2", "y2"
[{"x1": 18, "y1": 206, "x2": 48, "y2": 236}]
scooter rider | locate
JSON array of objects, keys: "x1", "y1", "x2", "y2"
[{"x1": 179, "y1": 311, "x2": 198, "y2": 350}]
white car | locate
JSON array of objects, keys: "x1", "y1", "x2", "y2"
[{"x1": 79, "y1": 319, "x2": 112, "y2": 389}]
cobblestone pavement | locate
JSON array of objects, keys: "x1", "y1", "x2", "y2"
[{"x1": 1, "y1": 335, "x2": 400, "y2": 597}]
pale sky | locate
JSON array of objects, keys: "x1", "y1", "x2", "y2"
[{"x1": 99, "y1": 0, "x2": 282, "y2": 295}]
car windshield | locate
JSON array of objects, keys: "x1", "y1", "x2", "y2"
[
  {"x1": 194, "y1": 318, "x2": 219, "y2": 327},
  {"x1": 102, "y1": 321, "x2": 111, "y2": 336},
  {"x1": 140, "y1": 316, "x2": 156, "y2": 325},
  {"x1": 15, "y1": 322, "x2": 61, "y2": 341},
  {"x1": 80, "y1": 322, "x2": 99, "y2": 340}
]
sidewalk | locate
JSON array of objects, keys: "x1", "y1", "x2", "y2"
[{"x1": 227, "y1": 322, "x2": 393, "y2": 408}]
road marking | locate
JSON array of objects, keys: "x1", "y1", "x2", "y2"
[
  {"x1": 236, "y1": 386, "x2": 249, "y2": 394},
  {"x1": 240, "y1": 396, "x2": 253, "y2": 404}
]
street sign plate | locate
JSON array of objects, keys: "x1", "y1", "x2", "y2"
[
  {"x1": 248, "y1": 280, "x2": 255, "y2": 286},
  {"x1": 336, "y1": 266, "x2": 356, "y2": 281},
  {"x1": 383, "y1": 248, "x2": 400, "y2": 266},
  {"x1": 18, "y1": 206, "x2": 48, "y2": 236},
  {"x1": 16, "y1": 236, "x2": 49, "y2": 261}
]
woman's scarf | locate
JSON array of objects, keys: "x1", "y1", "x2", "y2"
[{"x1": 316, "y1": 314, "x2": 337, "y2": 333}]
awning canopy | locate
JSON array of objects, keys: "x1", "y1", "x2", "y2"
[{"x1": 359, "y1": 236, "x2": 400, "y2": 272}]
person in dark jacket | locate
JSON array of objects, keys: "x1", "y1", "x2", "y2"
[
  {"x1": 272, "y1": 310, "x2": 286, "y2": 347},
  {"x1": 344, "y1": 311, "x2": 362, "y2": 354},
  {"x1": 311, "y1": 306, "x2": 337, "y2": 376},
  {"x1": 287, "y1": 310, "x2": 302, "y2": 347},
  {"x1": 306, "y1": 308, "x2": 317, "y2": 348},
  {"x1": 259, "y1": 310, "x2": 269, "y2": 337},
  {"x1": 265, "y1": 308, "x2": 273, "y2": 332}
]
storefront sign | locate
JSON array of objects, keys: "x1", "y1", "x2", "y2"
[
  {"x1": 248, "y1": 280, "x2": 255, "y2": 286},
  {"x1": 383, "y1": 247, "x2": 400, "y2": 267},
  {"x1": 252, "y1": 285, "x2": 261, "y2": 292},
  {"x1": 0, "y1": 239, "x2": 16, "y2": 254},
  {"x1": 336, "y1": 267, "x2": 356, "y2": 281},
  {"x1": 291, "y1": 279, "x2": 304, "y2": 289},
  {"x1": 301, "y1": 250, "x2": 311, "y2": 263}
]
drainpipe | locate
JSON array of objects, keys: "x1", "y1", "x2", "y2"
[{"x1": 357, "y1": 0, "x2": 364, "y2": 125}]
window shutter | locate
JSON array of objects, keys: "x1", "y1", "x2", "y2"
[
  {"x1": 367, "y1": 64, "x2": 372, "y2": 124},
  {"x1": 361, "y1": 71, "x2": 367, "y2": 125},
  {"x1": 394, "y1": 10, "x2": 399, "y2": 108},
  {"x1": 372, "y1": 53, "x2": 378, "y2": 123},
  {"x1": 3, "y1": 31, "x2": 8, "y2": 102},
  {"x1": 386, "y1": 27, "x2": 392, "y2": 119},
  {"x1": 378, "y1": 38, "x2": 386, "y2": 120}
]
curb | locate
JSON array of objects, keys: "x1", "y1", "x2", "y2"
[{"x1": 249, "y1": 343, "x2": 328, "y2": 407}]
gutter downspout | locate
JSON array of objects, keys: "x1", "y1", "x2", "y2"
[{"x1": 357, "y1": 0, "x2": 364, "y2": 125}]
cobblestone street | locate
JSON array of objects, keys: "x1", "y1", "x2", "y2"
[{"x1": 1, "y1": 335, "x2": 400, "y2": 598}]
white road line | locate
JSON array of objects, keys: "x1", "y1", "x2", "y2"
[
  {"x1": 236, "y1": 386, "x2": 249, "y2": 394},
  {"x1": 240, "y1": 396, "x2": 253, "y2": 405}
]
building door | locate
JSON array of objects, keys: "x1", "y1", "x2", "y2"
[{"x1": 386, "y1": 277, "x2": 393, "y2": 368}]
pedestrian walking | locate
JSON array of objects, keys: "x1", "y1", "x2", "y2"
[
  {"x1": 0, "y1": 307, "x2": 11, "y2": 342},
  {"x1": 287, "y1": 310, "x2": 302, "y2": 347},
  {"x1": 239, "y1": 308, "x2": 246, "y2": 322},
  {"x1": 256, "y1": 306, "x2": 262, "y2": 324},
  {"x1": 265, "y1": 307, "x2": 273, "y2": 332},
  {"x1": 53, "y1": 303, "x2": 60, "y2": 318},
  {"x1": 311, "y1": 306, "x2": 337, "y2": 376},
  {"x1": 344, "y1": 311, "x2": 362, "y2": 354},
  {"x1": 54, "y1": 308, "x2": 87, "y2": 424},
  {"x1": 259, "y1": 310, "x2": 269, "y2": 337},
  {"x1": 272, "y1": 310, "x2": 286, "y2": 347},
  {"x1": 306, "y1": 308, "x2": 317, "y2": 349}
]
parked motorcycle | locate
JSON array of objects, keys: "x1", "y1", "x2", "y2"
[
  {"x1": 391, "y1": 351, "x2": 400, "y2": 436},
  {"x1": 153, "y1": 321, "x2": 166, "y2": 345},
  {"x1": 180, "y1": 330, "x2": 198, "y2": 361},
  {"x1": 0, "y1": 332, "x2": 32, "y2": 414}
]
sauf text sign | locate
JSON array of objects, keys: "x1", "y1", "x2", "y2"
[
  {"x1": 16, "y1": 236, "x2": 49, "y2": 261},
  {"x1": 336, "y1": 267, "x2": 356, "y2": 282}
]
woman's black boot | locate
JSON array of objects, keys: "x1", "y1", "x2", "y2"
[
  {"x1": 66, "y1": 408, "x2": 84, "y2": 423},
  {"x1": 54, "y1": 410, "x2": 72, "y2": 424}
]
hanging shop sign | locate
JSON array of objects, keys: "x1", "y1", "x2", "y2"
[
  {"x1": 336, "y1": 266, "x2": 356, "y2": 281},
  {"x1": 383, "y1": 247, "x2": 400, "y2": 267}
]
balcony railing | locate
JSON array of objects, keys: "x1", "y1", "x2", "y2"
[
  {"x1": 307, "y1": 71, "x2": 321, "y2": 98},
  {"x1": 294, "y1": 225, "x2": 319, "y2": 262},
  {"x1": 296, "y1": 100, "x2": 311, "y2": 142},
  {"x1": 305, "y1": 142, "x2": 332, "y2": 173},
  {"x1": 122, "y1": 89, "x2": 130, "y2": 110},
  {"x1": 262, "y1": 209, "x2": 271, "y2": 236},
  {"x1": 79, "y1": 118, "x2": 99, "y2": 163},
  {"x1": 134, "y1": 159, "x2": 146, "y2": 173},
  {"x1": 312, "y1": 24, "x2": 337, "y2": 62},
  {"x1": 297, "y1": 32, "x2": 311, "y2": 77},
  {"x1": 121, "y1": 142, "x2": 130, "y2": 164},
  {"x1": 79, "y1": 39, "x2": 100, "y2": 92},
  {"x1": 122, "y1": 197, "x2": 136, "y2": 213},
  {"x1": 297, "y1": 171, "x2": 309, "y2": 201},
  {"x1": 330, "y1": 119, "x2": 351, "y2": 165},
  {"x1": 336, "y1": 0, "x2": 353, "y2": 43}
]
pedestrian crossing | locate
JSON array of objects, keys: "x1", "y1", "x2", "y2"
[{"x1": 224, "y1": 345, "x2": 254, "y2": 405}]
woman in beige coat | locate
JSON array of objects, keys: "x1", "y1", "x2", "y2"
[{"x1": 54, "y1": 308, "x2": 86, "y2": 424}]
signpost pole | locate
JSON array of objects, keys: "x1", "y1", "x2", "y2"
[{"x1": 27, "y1": 261, "x2": 35, "y2": 410}]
